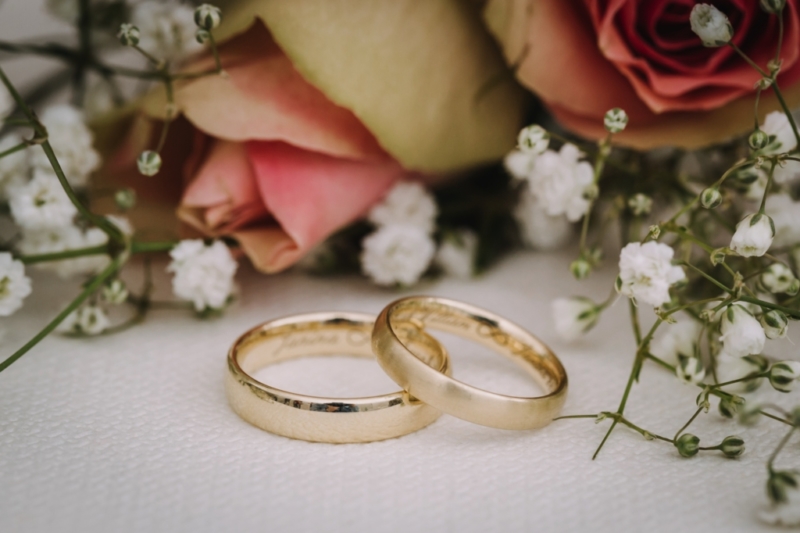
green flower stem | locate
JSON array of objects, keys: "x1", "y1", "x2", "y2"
[
  {"x1": 130, "y1": 240, "x2": 176, "y2": 254},
  {"x1": 768, "y1": 427, "x2": 796, "y2": 473},
  {"x1": 673, "y1": 406, "x2": 704, "y2": 441},
  {"x1": 739, "y1": 295, "x2": 800, "y2": 320},
  {"x1": 132, "y1": 44, "x2": 164, "y2": 68},
  {"x1": 709, "y1": 372, "x2": 768, "y2": 389},
  {"x1": 18, "y1": 244, "x2": 109, "y2": 264},
  {"x1": 0, "y1": 141, "x2": 28, "y2": 159},
  {"x1": 681, "y1": 261, "x2": 734, "y2": 295},
  {"x1": 776, "y1": 12, "x2": 785, "y2": 66},
  {"x1": 758, "y1": 158, "x2": 777, "y2": 215},
  {"x1": 729, "y1": 43, "x2": 770, "y2": 78},
  {"x1": 0, "y1": 257, "x2": 121, "y2": 374},
  {"x1": 0, "y1": 66, "x2": 123, "y2": 244},
  {"x1": 579, "y1": 134, "x2": 612, "y2": 257}
]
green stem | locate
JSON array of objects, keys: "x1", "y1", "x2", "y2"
[
  {"x1": 673, "y1": 406, "x2": 704, "y2": 441},
  {"x1": 729, "y1": 43, "x2": 769, "y2": 77},
  {"x1": 0, "y1": 141, "x2": 28, "y2": 160},
  {"x1": 768, "y1": 427, "x2": 796, "y2": 472},
  {"x1": 18, "y1": 244, "x2": 108, "y2": 264},
  {"x1": 0, "y1": 258, "x2": 121, "y2": 374},
  {"x1": 131, "y1": 240, "x2": 176, "y2": 254},
  {"x1": 771, "y1": 82, "x2": 800, "y2": 153}
]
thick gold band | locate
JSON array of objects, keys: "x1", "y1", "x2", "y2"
[
  {"x1": 226, "y1": 312, "x2": 450, "y2": 443},
  {"x1": 372, "y1": 297, "x2": 568, "y2": 430}
]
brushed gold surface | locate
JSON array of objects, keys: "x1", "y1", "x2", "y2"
[
  {"x1": 226, "y1": 312, "x2": 450, "y2": 443},
  {"x1": 372, "y1": 297, "x2": 568, "y2": 430}
]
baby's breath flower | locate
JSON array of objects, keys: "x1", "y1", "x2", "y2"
[
  {"x1": 117, "y1": 23, "x2": 140, "y2": 46},
  {"x1": 102, "y1": 279, "x2": 129, "y2": 305},
  {"x1": 717, "y1": 353, "x2": 765, "y2": 393},
  {"x1": 131, "y1": 1, "x2": 202, "y2": 61},
  {"x1": 700, "y1": 187, "x2": 722, "y2": 209},
  {"x1": 627, "y1": 193, "x2": 652, "y2": 216},
  {"x1": 526, "y1": 143, "x2": 594, "y2": 222},
  {"x1": 361, "y1": 225, "x2": 435, "y2": 286},
  {"x1": 749, "y1": 129, "x2": 770, "y2": 151},
  {"x1": 168, "y1": 240, "x2": 237, "y2": 312},
  {"x1": 603, "y1": 108, "x2": 628, "y2": 133},
  {"x1": 762, "y1": 263, "x2": 797, "y2": 294},
  {"x1": 616, "y1": 241, "x2": 686, "y2": 307},
  {"x1": 769, "y1": 361, "x2": 800, "y2": 393},
  {"x1": 57, "y1": 305, "x2": 110, "y2": 336},
  {"x1": 368, "y1": 182, "x2": 437, "y2": 234},
  {"x1": 114, "y1": 188, "x2": 137, "y2": 211},
  {"x1": 435, "y1": 229, "x2": 477, "y2": 279},
  {"x1": 517, "y1": 124, "x2": 549, "y2": 154},
  {"x1": 137, "y1": 150, "x2": 162, "y2": 177},
  {"x1": 552, "y1": 297, "x2": 601, "y2": 342},
  {"x1": 720, "y1": 305, "x2": 766, "y2": 358},
  {"x1": 762, "y1": 309, "x2": 789, "y2": 340},
  {"x1": 9, "y1": 171, "x2": 77, "y2": 230},
  {"x1": 675, "y1": 433, "x2": 700, "y2": 457},
  {"x1": 676, "y1": 356, "x2": 706, "y2": 384},
  {"x1": 514, "y1": 187, "x2": 573, "y2": 251},
  {"x1": 761, "y1": 111, "x2": 798, "y2": 155},
  {"x1": 18, "y1": 224, "x2": 113, "y2": 279},
  {"x1": 31, "y1": 105, "x2": 100, "y2": 188},
  {"x1": 194, "y1": 4, "x2": 221, "y2": 30},
  {"x1": 763, "y1": 471, "x2": 800, "y2": 517},
  {"x1": 730, "y1": 213, "x2": 774, "y2": 257},
  {"x1": 720, "y1": 435, "x2": 745, "y2": 458},
  {"x1": 504, "y1": 149, "x2": 536, "y2": 180},
  {"x1": 690, "y1": 4, "x2": 733, "y2": 47},
  {"x1": 0, "y1": 253, "x2": 31, "y2": 316},
  {"x1": 569, "y1": 258, "x2": 591, "y2": 280}
]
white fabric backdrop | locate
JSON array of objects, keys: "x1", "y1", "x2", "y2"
[
  {"x1": 1, "y1": 249, "x2": 795, "y2": 533},
  {"x1": 1, "y1": 1, "x2": 797, "y2": 531}
]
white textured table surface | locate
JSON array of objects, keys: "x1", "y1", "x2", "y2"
[{"x1": 0, "y1": 249, "x2": 794, "y2": 533}]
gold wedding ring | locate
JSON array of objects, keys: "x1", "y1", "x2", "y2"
[
  {"x1": 226, "y1": 312, "x2": 450, "y2": 443},
  {"x1": 372, "y1": 296, "x2": 568, "y2": 430}
]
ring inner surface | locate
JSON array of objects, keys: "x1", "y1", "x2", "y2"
[
  {"x1": 233, "y1": 317, "x2": 447, "y2": 407},
  {"x1": 388, "y1": 300, "x2": 563, "y2": 395}
]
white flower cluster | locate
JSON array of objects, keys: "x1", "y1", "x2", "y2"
[
  {"x1": 131, "y1": 2, "x2": 203, "y2": 61},
  {"x1": 505, "y1": 125, "x2": 596, "y2": 251},
  {"x1": 616, "y1": 241, "x2": 686, "y2": 307},
  {"x1": 0, "y1": 252, "x2": 31, "y2": 316},
  {"x1": 0, "y1": 104, "x2": 119, "y2": 279},
  {"x1": 361, "y1": 182, "x2": 438, "y2": 286},
  {"x1": 168, "y1": 240, "x2": 238, "y2": 312}
]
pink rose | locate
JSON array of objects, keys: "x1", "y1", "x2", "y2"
[
  {"x1": 106, "y1": 1, "x2": 526, "y2": 272},
  {"x1": 483, "y1": 0, "x2": 800, "y2": 149}
]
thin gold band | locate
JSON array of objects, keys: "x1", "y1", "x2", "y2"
[
  {"x1": 225, "y1": 312, "x2": 450, "y2": 443},
  {"x1": 372, "y1": 296, "x2": 568, "y2": 430}
]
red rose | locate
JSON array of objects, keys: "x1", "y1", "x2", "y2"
[{"x1": 484, "y1": 0, "x2": 800, "y2": 148}]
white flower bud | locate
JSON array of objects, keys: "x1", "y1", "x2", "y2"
[
  {"x1": 749, "y1": 129, "x2": 770, "y2": 151},
  {"x1": 730, "y1": 213, "x2": 775, "y2": 257},
  {"x1": 720, "y1": 435, "x2": 745, "y2": 458},
  {"x1": 761, "y1": 309, "x2": 789, "y2": 339},
  {"x1": 676, "y1": 356, "x2": 706, "y2": 384},
  {"x1": 517, "y1": 125, "x2": 549, "y2": 155},
  {"x1": 700, "y1": 187, "x2": 723, "y2": 209},
  {"x1": 118, "y1": 23, "x2": 140, "y2": 47},
  {"x1": 627, "y1": 193, "x2": 652, "y2": 216},
  {"x1": 769, "y1": 361, "x2": 800, "y2": 392},
  {"x1": 114, "y1": 188, "x2": 137, "y2": 211},
  {"x1": 761, "y1": 0, "x2": 787, "y2": 14},
  {"x1": 62, "y1": 305, "x2": 110, "y2": 336},
  {"x1": 570, "y1": 258, "x2": 591, "y2": 280},
  {"x1": 604, "y1": 108, "x2": 628, "y2": 133},
  {"x1": 761, "y1": 263, "x2": 796, "y2": 294},
  {"x1": 194, "y1": 4, "x2": 222, "y2": 30},
  {"x1": 690, "y1": 4, "x2": 733, "y2": 47},
  {"x1": 675, "y1": 433, "x2": 700, "y2": 457},
  {"x1": 767, "y1": 471, "x2": 799, "y2": 505},
  {"x1": 102, "y1": 279, "x2": 129, "y2": 305},
  {"x1": 719, "y1": 304, "x2": 766, "y2": 357},
  {"x1": 552, "y1": 297, "x2": 601, "y2": 342},
  {"x1": 710, "y1": 247, "x2": 728, "y2": 266},
  {"x1": 137, "y1": 150, "x2": 162, "y2": 177}
]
